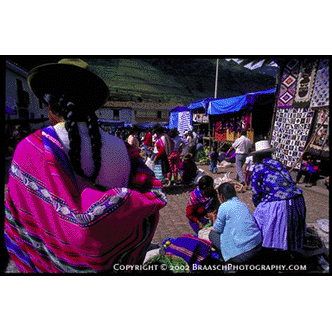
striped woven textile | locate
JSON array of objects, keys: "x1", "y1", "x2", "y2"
[
  {"x1": 164, "y1": 234, "x2": 212, "y2": 265},
  {"x1": 5, "y1": 126, "x2": 167, "y2": 273},
  {"x1": 155, "y1": 134, "x2": 174, "y2": 158},
  {"x1": 178, "y1": 111, "x2": 193, "y2": 136}
]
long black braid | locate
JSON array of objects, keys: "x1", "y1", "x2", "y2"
[
  {"x1": 44, "y1": 94, "x2": 102, "y2": 184},
  {"x1": 86, "y1": 112, "x2": 102, "y2": 182}
]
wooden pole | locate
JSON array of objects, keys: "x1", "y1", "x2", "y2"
[
  {"x1": 210, "y1": 58, "x2": 219, "y2": 150},
  {"x1": 214, "y1": 59, "x2": 219, "y2": 99},
  {"x1": 269, "y1": 61, "x2": 285, "y2": 141}
]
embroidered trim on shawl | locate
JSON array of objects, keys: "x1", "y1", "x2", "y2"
[{"x1": 10, "y1": 163, "x2": 130, "y2": 226}]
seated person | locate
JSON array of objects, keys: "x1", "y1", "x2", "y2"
[
  {"x1": 186, "y1": 175, "x2": 220, "y2": 234},
  {"x1": 296, "y1": 154, "x2": 321, "y2": 187},
  {"x1": 179, "y1": 153, "x2": 198, "y2": 184},
  {"x1": 209, "y1": 182, "x2": 262, "y2": 263}
]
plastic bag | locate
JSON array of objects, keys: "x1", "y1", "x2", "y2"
[{"x1": 145, "y1": 157, "x2": 154, "y2": 171}]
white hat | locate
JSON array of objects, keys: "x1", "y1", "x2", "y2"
[{"x1": 250, "y1": 140, "x2": 275, "y2": 155}]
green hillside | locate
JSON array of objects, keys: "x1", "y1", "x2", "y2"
[
  {"x1": 8, "y1": 57, "x2": 278, "y2": 105},
  {"x1": 85, "y1": 58, "x2": 277, "y2": 104}
]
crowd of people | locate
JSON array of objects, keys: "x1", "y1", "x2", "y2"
[
  {"x1": 2, "y1": 58, "x2": 321, "y2": 273},
  {"x1": 111, "y1": 124, "x2": 204, "y2": 186}
]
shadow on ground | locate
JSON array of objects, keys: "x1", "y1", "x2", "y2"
[{"x1": 163, "y1": 183, "x2": 196, "y2": 195}]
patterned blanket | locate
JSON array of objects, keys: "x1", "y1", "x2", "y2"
[
  {"x1": 277, "y1": 59, "x2": 300, "y2": 108},
  {"x1": 271, "y1": 107, "x2": 315, "y2": 169},
  {"x1": 5, "y1": 126, "x2": 167, "y2": 273}
]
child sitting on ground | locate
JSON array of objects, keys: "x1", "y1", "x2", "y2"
[{"x1": 179, "y1": 153, "x2": 198, "y2": 184}]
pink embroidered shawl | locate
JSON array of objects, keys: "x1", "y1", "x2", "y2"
[{"x1": 5, "y1": 126, "x2": 167, "y2": 273}]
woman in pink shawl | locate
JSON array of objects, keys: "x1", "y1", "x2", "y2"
[{"x1": 4, "y1": 59, "x2": 167, "y2": 273}]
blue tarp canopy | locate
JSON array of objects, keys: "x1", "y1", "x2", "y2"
[
  {"x1": 98, "y1": 119, "x2": 125, "y2": 127},
  {"x1": 169, "y1": 106, "x2": 190, "y2": 112},
  {"x1": 188, "y1": 98, "x2": 215, "y2": 111},
  {"x1": 188, "y1": 98, "x2": 214, "y2": 110},
  {"x1": 207, "y1": 88, "x2": 276, "y2": 115}
]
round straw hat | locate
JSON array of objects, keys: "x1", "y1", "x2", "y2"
[{"x1": 250, "y1": 140, "x2": 275, "y2": 155}]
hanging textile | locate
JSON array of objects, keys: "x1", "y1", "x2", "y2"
[
  {"x1": 293, "y1": 59, "x2": 318, "y2": 108},
  {"x1": 277, "y1": 59, "x2": 300, "y2": 108},
  {"x1": 178, "y1": 111, "x2": 193, "y2": 136},
  {"x1": 271, "y1": 108, "x2": 315, "y2": 169},
  {"x1": 310, "y1": 59, "x2": 329, "y2": 108},
  {"x1": 311, "y1": 109, "x2": 329, "y2": 148}
]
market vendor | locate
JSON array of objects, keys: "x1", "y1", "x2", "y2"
[
  {"x1": 209, "y1": 182, "x2": 262, "y2": 263},
  {"x1": 186, "y1": 175, "x2": 220, "y2": 233}
]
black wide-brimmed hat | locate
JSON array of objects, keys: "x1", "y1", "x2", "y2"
[
  {"x1": 152, "y1": 123, "x2": 164, "y2": 133},
  {"x1": 27, "y1": 58, "x2": 109, "y2": 112}
]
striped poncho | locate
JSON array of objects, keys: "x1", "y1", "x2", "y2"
[
  {"x1": 155, "y1": 134, "x2": 174, "y2": 159},
  {"x1": 4, "y1": 126, "x2": 167, "y2": 273}
]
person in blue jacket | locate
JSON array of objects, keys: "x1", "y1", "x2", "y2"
[{"x1": 209, "y1": 182, "x2": 262, "y2": 263}]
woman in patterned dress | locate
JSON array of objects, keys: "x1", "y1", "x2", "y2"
[{"x1": 250, "y1": 140, "x2": 306, "y2": 252}]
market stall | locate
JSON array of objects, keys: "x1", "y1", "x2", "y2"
[{"x1": 188, "y1": 88, "x2": 276, "y2": 146}]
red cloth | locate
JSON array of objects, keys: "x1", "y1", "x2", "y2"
[{"x1": 143, "y1": 132, "x2": 153, "y2": 146}]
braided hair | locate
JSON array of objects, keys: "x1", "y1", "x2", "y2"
[{"x1": 44, "y1": 94, "x2": 102, "y2": 184}]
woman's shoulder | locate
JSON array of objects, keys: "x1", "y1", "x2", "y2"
[
  {"x1": 16, "y1": 129, "x2": 43, "y2": 151},
  {"x1": 12, "y1": 130, "x2": 45, "y2": 166},
  {"x1": 262, "y1": 158, "x2": 284, "y2": 170},
  {"x1": 100, "y1": 130, "x2": 127, "y2": 149}
]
